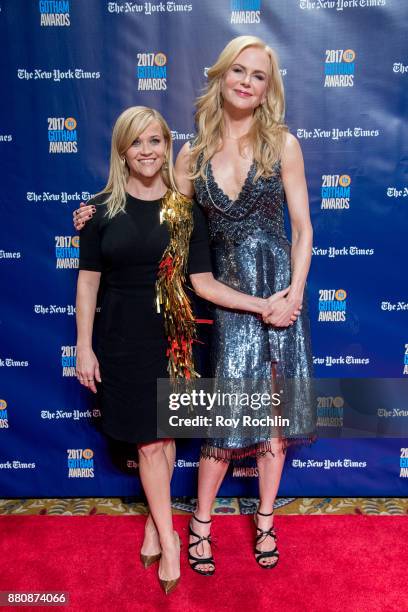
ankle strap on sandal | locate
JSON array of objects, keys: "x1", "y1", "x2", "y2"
[
  {"x1": 192, "y1": 513, "x2": 212, "y2": 524},
  {"x1": 257, "y1": 509, "x2": 274, "y2": 517}
]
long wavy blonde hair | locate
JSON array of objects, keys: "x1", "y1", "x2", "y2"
[
  {"x1": 190, "y1": 36, "x2": 288, "y2": 182},
  {"x1": 95, "y1": 106, "x2": 177, "y2": 218}
]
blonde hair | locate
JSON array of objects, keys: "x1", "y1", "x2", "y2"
[
  {"x1": 190, "y1": 36, "x2": 288, "y2": 182},
  {"x1": 95, "y1": 106, "x2": 177, "y2": 218}
]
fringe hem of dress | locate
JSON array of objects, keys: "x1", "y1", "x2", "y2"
[{"x1": 199, "y1": 433, "x2": 318, "y2": 463}]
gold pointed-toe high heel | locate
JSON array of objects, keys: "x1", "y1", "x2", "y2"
[
  {"x1": 158, "y1": 532, "x2": 181, "y2": 595},
  {"x1": 141, "y1": 513, "x2": 162, "y2": 568},
  {"x1": 159, "y1": 576, "x2": 180, "y2": 596},
  {"x1": 140, "y1": 552, "x2": 161, "y2": 569}
]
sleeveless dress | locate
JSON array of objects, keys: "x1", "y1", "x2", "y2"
[
  {"x1": 194, "y1": 159, "x2": 317, "y2": 461},
  {"x1": 78, "y1": 193, "x2": 212, "y2": 445}
]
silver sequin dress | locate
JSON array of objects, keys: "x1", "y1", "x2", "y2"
[{"x1": 194, "y1": 159, "x2": 317, "y2": 461}]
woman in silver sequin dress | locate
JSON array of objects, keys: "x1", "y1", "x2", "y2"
[
  {"x1": 175, "y1": 36, "x2": 316, "y2": 572},
  {"x1": 73, "y1": 36, "x2": 315, "y2": 575}
]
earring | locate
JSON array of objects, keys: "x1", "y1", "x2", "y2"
[
  {"x1": 121, "y1": 157, "x2": 126, "y2": 165},
  {"x1": 163, "y1": 160, "x2": 169, "y2": 170}
]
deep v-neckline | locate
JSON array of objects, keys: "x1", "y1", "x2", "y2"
[{"x1": 208, "y1": 158, "x2": 255, "y2": 205}]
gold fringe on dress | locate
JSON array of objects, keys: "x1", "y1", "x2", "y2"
[{"x1": 156, "y1": 190, "x2": 199, "y2": 381}]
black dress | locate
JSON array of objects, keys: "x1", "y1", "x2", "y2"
[{"x1": 79, "y1": 192, "x2": 212, "y2": 445}]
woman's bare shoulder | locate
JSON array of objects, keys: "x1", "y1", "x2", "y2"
[
  {"x1": 281, "y1": 132, "x2": 304, "y2": 168},
  {"x1": 176, "y1": 141, "x2": 192, "y2": 162}
]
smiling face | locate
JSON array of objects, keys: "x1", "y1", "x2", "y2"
[
  {"x1": 221, "y1": 46, "x2": 270, "y2": 112},
  {"x1": 124, "y1": 121, "x2": 167, "y2": 180}
]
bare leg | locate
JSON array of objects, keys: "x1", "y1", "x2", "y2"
[
  {"x1": 254, "y1": 362, "x2": 287, "y2": 567},
  {"x1": 255, "y1": 442, "x2": 286, "y2": 567},
  {"x1": 141, "y1": 438, "x2": 175, "y2": 556},
  {"x1": 189, "y1": 455, "x2": 230, "y2": 573},
  {"x1": 163, "y1": 437, "x2": 176, "y2": 478},
  {"x1": 138, "y1": 440, "x2": 179, "y2": 580}
]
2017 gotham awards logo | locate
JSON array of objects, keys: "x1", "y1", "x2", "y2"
[
  {"x1": 67, "y1": 448, "x2": 95, "y2": 478},
  {"x1": 55, "y1": 235, "x2": 79, "y2": 268},
  {"x1": 48, "y1": 117, "x2": 78, "y2": 153},
  {"x1": 401, "y1": 448, "x2": 408, "y2": 478},
  {"x1": 324, "y1": 49, "x2": 355, "y2": 87},
  {"x1": 137, "y1": 52, "x2": 167, "y2": 90},
  {"x1": 230, "y1": 0, "x2": 261, "y2": 23},
  {"x1": 39, "y1": 1, "x2": 71, "y2": 26},
  {"x1": 318, "y1": 289, "x2": 347, "y2": 322},
  {"x1": 61, "y1": 346, "x2": 76, "y2": 377},
  {"x1": 403, "y1": 344, "x2": 408, "y2": 375},
  {"x1": 321, "y1": 174, "x2": 351, "y2": 209},
  {"x1": 0, "y1": 400, "x2": 9, "y2": 429},
  {"x1": 317, "y1": 396, "x2": 344, "y2": 427}
]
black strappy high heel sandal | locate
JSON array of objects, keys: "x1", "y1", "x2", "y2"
[
  {"x1": 188, "y1": 514, "x2": 215, "y2": 576},
  {"x1": 254, "y1": 508, "x2": 279, "y2": 569}
]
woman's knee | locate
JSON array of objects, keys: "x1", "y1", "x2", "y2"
[
  {"x1": 138, "y1": 440, "x2": 165, "y2": 460},
  {"x1": 257, "y1": 444, "x2": 285, "y2": 463}
]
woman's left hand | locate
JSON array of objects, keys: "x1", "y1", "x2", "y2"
[
  {"x1": 263, "y1": 295, "x2": 303, "y2": 327},
  {"x1": 76, "y1": 346, "x2": 101, "y2": 394}
]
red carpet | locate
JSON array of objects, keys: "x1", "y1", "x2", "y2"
[{"x1": 0, "y1": 514, "x2": 406, "y2": 612}]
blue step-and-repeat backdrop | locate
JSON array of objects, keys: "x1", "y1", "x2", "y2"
[{"x1": 0, "y1": 0, "x2": 407, "y2": 497}]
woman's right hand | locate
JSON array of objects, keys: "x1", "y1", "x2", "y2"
[
  {"x1": 73, "y1": 202, "x2": 95, "y2": 231},
  {"x1": 266, "y1": 299, "x2": 302, "y2": 327},
  {"x1": 263, "y1": 287, "x2": 302, "y2": 327},
  {"x1": 76, "y1": 346, "x2": 101, "y2": 394}
]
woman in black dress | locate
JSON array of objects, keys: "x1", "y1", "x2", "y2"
[{"x1": 75, "y1": 106, "x2": 297, "y2": 594}]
